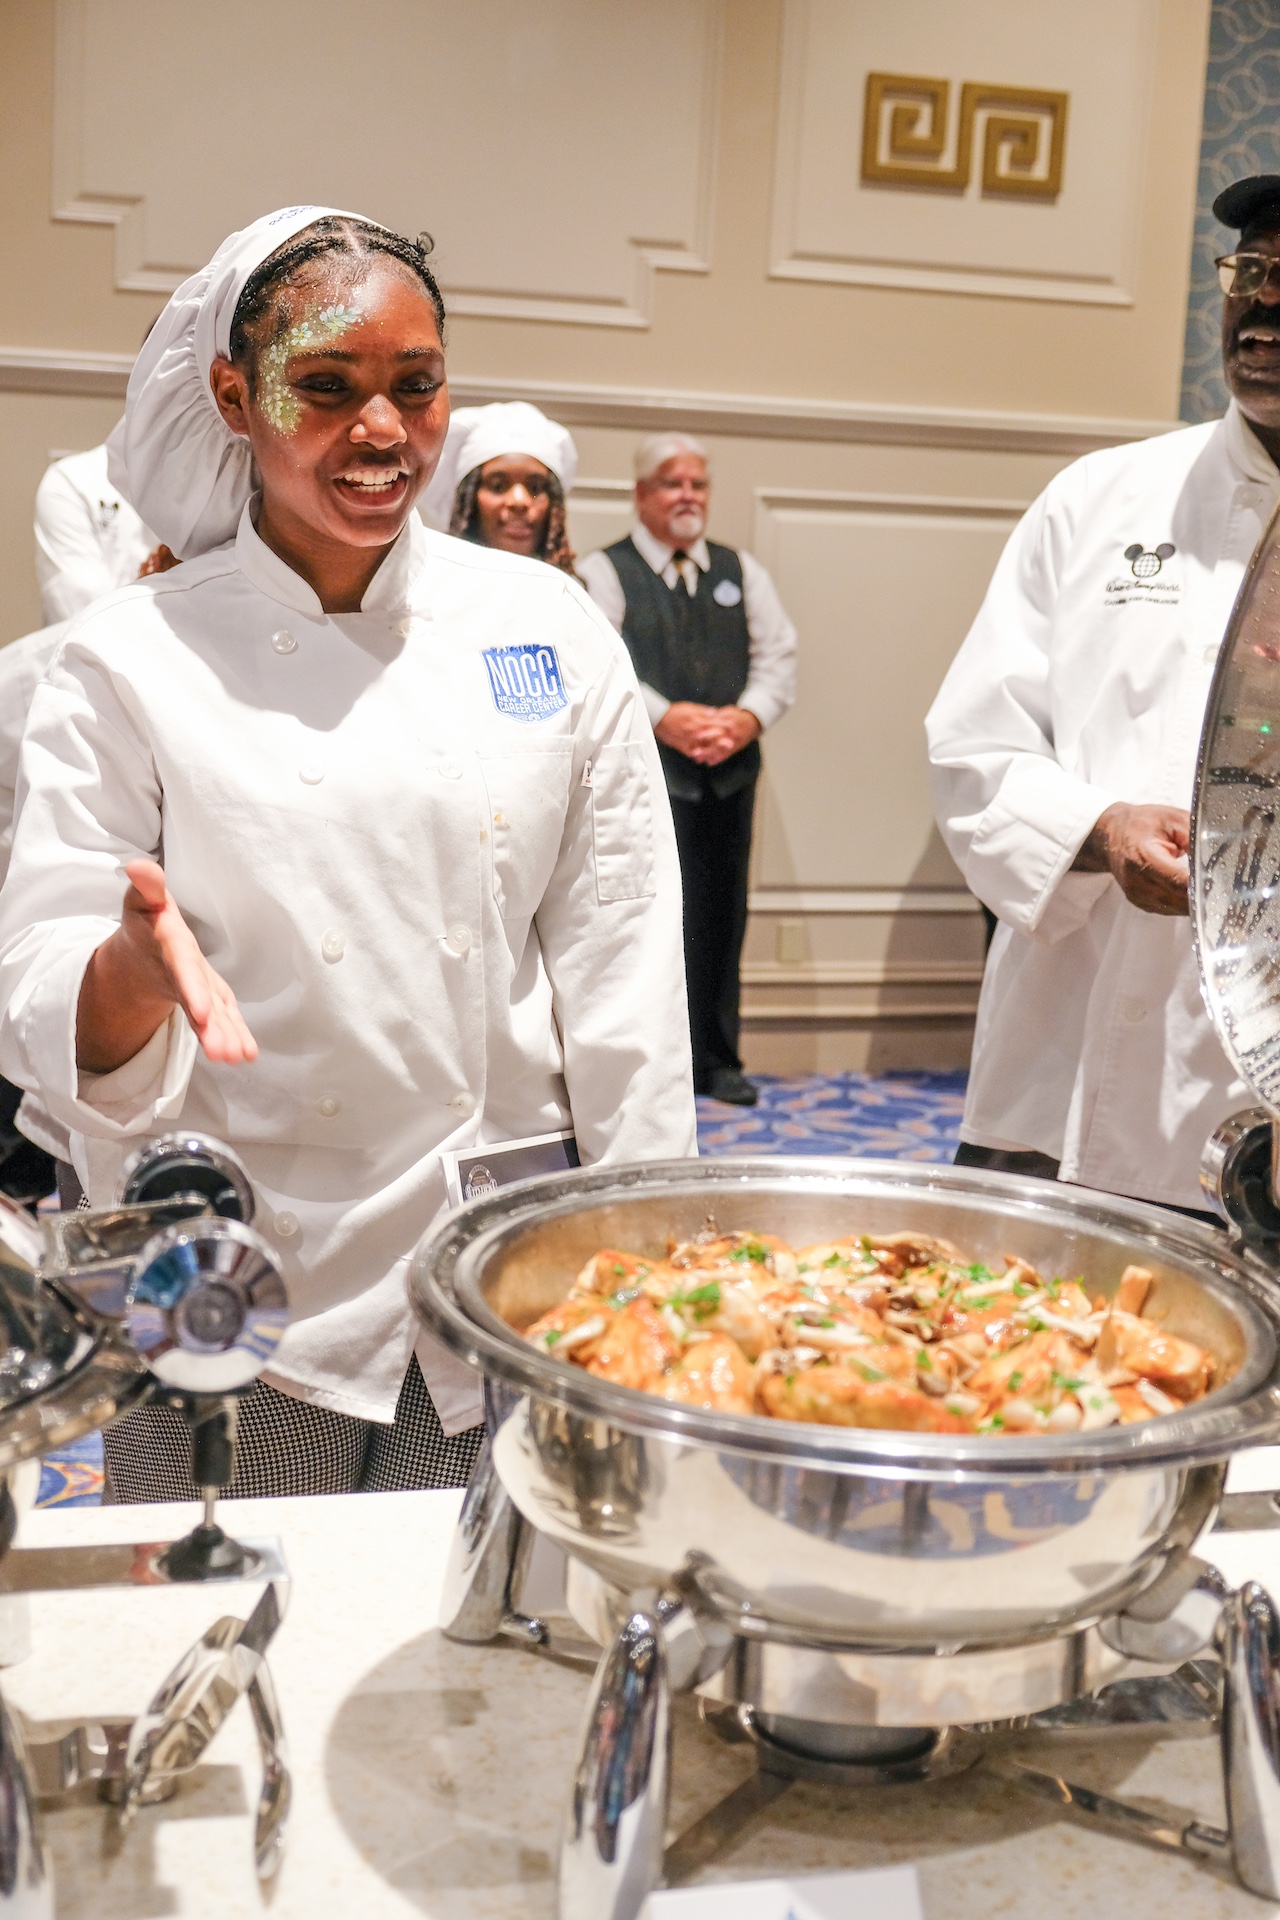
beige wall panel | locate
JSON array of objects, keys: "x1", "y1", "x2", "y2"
[
  {"x1": 773, "y1": 0, "x2": 1157, "y2": 305},
  {"x1": 749, "y1": 492, "x2": 1022, "y2": 890},
  {"x1": 55, "y1": 0, "x2": 721, "y2": 325}
]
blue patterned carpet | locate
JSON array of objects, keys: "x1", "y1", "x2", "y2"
[{"x1": 34, "y1": 1070, "x2": 968, "y2": 1509}]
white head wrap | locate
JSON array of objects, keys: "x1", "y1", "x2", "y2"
[
  {"x1": 106, "y1": 205, "x2": 373, "y2": 560},
  {"x1": 420, "y1": 402, "x2": 578, "y2": 532}
]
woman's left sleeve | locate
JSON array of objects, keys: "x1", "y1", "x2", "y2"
[{"x1": 534, "y1": 591, "x2": 698, "y2": 1166}]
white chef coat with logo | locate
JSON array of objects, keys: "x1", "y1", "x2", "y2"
[
  {"x1": 34, "y1": 445, "x2": 156, "y2": 625},
  {"x1": 0, "y1": 507, "x2": 697, "y2": 1427},
  {"x1": 927, "y1": 404, "x2": 1279, "y2": 1210},
  {"x1": 579, "y1": 524, "x2": 798, "y2": 732}
]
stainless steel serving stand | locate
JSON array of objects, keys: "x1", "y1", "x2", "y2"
[
  {"x1": 0, "y1": 1134, "x2": 295, "y2": 1912},
  {"x1": 408, "y1": 498, "x2": 1280, "y2": 1916}
]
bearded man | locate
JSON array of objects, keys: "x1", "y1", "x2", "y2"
[{"x1": 580, "y1": 434, "x2": 797, "y2": 1107}]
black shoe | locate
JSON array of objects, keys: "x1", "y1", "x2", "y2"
[{"x1": 703, "y1": 1069, "x2": 759, "y2": 1107}]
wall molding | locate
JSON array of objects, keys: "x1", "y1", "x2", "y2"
[
  {"x1": 748, "y1": 889, "x2": 979, "y2": 913},
  {"x1": 0, "y1": 350, "x2": 1179, "y2": 457},
  {"x1": 51, "y1": 0, "x2": 723, "y2": 328}
]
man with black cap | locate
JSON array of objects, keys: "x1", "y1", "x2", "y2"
[{"x1": 926, "y1": 175, "x2": 1280, "y2": 1216}]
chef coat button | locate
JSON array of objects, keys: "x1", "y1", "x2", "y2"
[
  {"x1": 316, "y1": 1094, "x2": 341, "y2": 1118},
  {"x1": 439, "y1": 760, "x2": 463, "y2": 780},
  {"x1": 449, "y1": 1092, "x2": 476, "y2": 1116},
  {"x1": 273, "y1": 1211, "x2": 299, "y2": 1238},
  {"x1": 444, "y1": 924, "x2": 472, "y2": 956},
  {"x1": 1121, "y1": 998, "x2": 1146, "y2": 1024},
  {"x1": 321, "y1": 928, "x2": 346, "y2": 962},
  {"x1": 299, "y1": 763, "x2": 325, "y2": 785},
  {"x1": 270, "y1": 629, "x2": 298, "y2": 655},
  {"x1": 395, "y1": 616, "x2": 415, "y2": 638}
]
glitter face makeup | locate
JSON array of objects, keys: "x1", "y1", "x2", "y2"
[{"x1": 255, "y1": 301, "x2": 363, "y2": 435}]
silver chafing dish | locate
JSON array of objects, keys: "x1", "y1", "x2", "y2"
[
  {"x1": 0, "y1": 1133, "x2": 292, "y2": 1912},
  {"x1": 410, "y1": 497, "x2": 1280, "y2": 1917}
]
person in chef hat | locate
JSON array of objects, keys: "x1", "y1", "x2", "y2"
[
  {"x1": 422, "y1": 401, "x2": 579, "y2": 574},
  {"x1": 0, "y1": 207, "x2": 695, "y2": 1501}
]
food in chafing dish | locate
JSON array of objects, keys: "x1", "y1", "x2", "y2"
[{"x1": 522, "y1": 1227, "x2": 1216, "y2": 1434}]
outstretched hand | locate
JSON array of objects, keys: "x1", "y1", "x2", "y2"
[{"x1": 76, "y1": 859, "x2": 258, "y2": 1074}]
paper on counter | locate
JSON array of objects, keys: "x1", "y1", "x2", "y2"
[{"x1": 641, "y1": 1863, "x2": 923, "y2": 1919}]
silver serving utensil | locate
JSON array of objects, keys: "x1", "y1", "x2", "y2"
[
  {"x1": 117, "y1": 1581, "x2": 284, "y2": 1830},
  {"x1": 246, "y1": 1660, "x2": 290, "y2": 1880}
]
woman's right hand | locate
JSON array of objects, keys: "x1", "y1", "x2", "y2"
[{"x1": 76, "y1": 859, "x2": 258, "y2": 1073}]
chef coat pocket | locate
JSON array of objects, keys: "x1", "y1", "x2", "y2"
[
  {"x1": 480, "y1": 744, "x2": 574, "y2": 923},
  {"x1": 590, "y1": 743, "x2": 656, "y2": 903}
]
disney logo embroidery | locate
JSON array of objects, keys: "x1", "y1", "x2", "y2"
[{"x1": 1123, "y1": 541, "x2": 1175, "y2": 579}]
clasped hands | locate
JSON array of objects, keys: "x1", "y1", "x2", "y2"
[
  {"x1": 654, "y1": 701, "x2": 761, "y2": 766},
  {"x1": 76, "y1": 859, "x2": 256, "y2": 1076},
  {"x1": 1071, "y1": 802, "x2": 1190, "y2": 917}
]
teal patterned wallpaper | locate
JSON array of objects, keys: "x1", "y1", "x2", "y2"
[{"x1": 1182, "y1": 0, "x2": 1280, "y2": 422}]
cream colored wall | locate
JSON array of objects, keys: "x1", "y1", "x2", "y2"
[{"x1": 0, "y1": 0, "x2": 1214, "y2": 1070}]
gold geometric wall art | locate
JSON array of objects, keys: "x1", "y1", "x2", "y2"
[{"x1": 861, "y1": 73, "x2": 1069, "y2": 199}]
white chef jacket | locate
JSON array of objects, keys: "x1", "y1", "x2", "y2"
[
  {"x1": 0, "y1": 507, "x2": 697, "y2": 1427},
  {"x1": 578, "y1": 524, "x2": 798, "y2": 732},
  {"x1": 34, "y1": 445, "x2": 156, "y2": 625},
  {"x1": 0, "y1": 624, "x2": 66, "y2": 887},
  {"x1": 927, "y1": 403, "x2": 1280, "y2": 1210}
]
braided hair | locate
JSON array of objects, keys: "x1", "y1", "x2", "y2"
[
  {"x1": 229, "y1": 216, "x2": 446, "y2": 379},
  {"x1": 449, "y1": 464, "x2": 578, "y2": 576}
]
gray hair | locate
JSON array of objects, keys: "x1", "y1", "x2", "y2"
[{"x1": 633, "y1": 432, "x2": 709, "y2": 482}]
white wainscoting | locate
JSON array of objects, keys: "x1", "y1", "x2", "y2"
[
  {"x1": 52, "y1": 0, "x2": 722, "y2": 326},
  {"x1": 771, "y1": 0, "x2": 1162, "y2": 305}
]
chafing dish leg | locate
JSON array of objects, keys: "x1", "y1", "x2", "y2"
[
  {"x1": 0, "y1": 1687, "x2": 50, "y2": 1915},
  {"x1": 559, "y1": 1604, "x2": 669, "y2": 1920},
  {"x1": 1220, "y1": 1580, "x2": 1280, "y2": 1898},
  {"x1": 440, "y1": 1438, "x2": 540, "y2": 1645}
]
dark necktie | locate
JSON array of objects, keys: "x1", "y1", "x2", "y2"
[{"x1": 670, "y1": 549, "x2": 697, "y2": 597}]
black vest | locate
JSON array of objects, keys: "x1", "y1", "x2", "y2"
[{"x1": 605, "y1": 535, "x2": 760, "y2": 801}]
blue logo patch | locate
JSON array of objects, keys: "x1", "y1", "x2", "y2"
[{"x1": 482, "y1": 644, "x2": 567, "y2": 724}]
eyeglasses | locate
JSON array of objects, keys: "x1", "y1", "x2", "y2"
[{"x1": 1216, "y1": 252, "x2": 1280, "y2": 297}]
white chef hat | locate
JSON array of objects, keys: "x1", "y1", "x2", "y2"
[
  {"x1": 106, "y1": 205, "x2": 371, "y2": 560},
  {"x1": 420, "y1": 402, "x2": 578, "y2": 532}
]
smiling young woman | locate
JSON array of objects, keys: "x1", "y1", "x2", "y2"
[
  {"x1": 0, "y1": 208, "x2": 696, "y2": 1501},
  {"x1": 424, "y1": 401, "x2": 580, "y2": 575}
]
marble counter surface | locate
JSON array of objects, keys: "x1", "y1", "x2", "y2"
[{"x1": 7, "y1": 1453, "x2": 1280, "y2": 1918}]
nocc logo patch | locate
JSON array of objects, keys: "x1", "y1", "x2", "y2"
[
  {"x1": 1124, "y1": 541, "x2": 1175, "y2": 579},
  {"x1": 482, "y1": 644, "x2": 568, "y2": 723}
]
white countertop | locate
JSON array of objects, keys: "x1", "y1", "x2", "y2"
[{"x1": 7, "y1": 1453, "x2": 1280, "y2": 1918}]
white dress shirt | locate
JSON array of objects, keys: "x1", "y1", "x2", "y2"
[
  {"x1": 927, "y1": 403, "x2": 1278, "y2": 1210},
  {"x1": 34, "y1": 445, "x2": 156, "y2": 625},
  {"x1": 578, "y1": 523, "x2": 798, "y2": 731},
  {"x1": 0, "y1": 508, "x2": 697, "y2": 1428},
  {"x1": 0, "y1": 624, "x2": 67, "y2": 887}
]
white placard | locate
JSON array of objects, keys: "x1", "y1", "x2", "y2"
[{"x1": 642, "y1": 1864, "x2": 923, "y2": 1919}]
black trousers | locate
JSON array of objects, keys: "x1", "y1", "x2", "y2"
[
  {"x1": 669, "y1": 780, "x2": 756, "y2": 1087},
  {"x1": 954, "y1": 1142, "x2": 1222, "y2": 1229}
]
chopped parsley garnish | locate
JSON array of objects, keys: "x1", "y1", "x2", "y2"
[
  {"x1": 967, "y1": 1297, "x2": 993, "y2": 1311},
  {"x1": 608, "y1": 1286, "x2": 641, "y2": 1309},
  {"x1": 818, "y1": 1317, "x2": 835, "y2": 1329},
  {"x1": 612, "y1": 1262, "x2": 627, "y2": 1277},
  {"x1": 979, "y1": 1414, "x2": 1005, "y2": 1431},
  {"x1": 1007, "y1": 1370, "x2": 1024, "y2": 1390},
  {"x1": 669, "y1": 1280, "x2": 721, "y2": 1317},
  {"x1": 917, "y1": 1350, "x2": 932, "y2": 1371},
  {"x1": 731, "y1": 1241, "x2": 768, "y2": 1264},
  {"x1": 1012, "y1": 1280, "x2": 1033, "y2": 1297},
  {"x1": 824, "y1": 1252, "x2": 844, "y2": 1268},
  {"x1": 966, "y1": 1263, "x2": 997, "y2": 1284},
  {"x1": 1050, "y1": 1370, "x2": 1085, "y2": 1392},
  {"x1": 854, "y1": 1360, "x2": 888, "y2": 1383},
  {"x1": 543, "y1": 1330, "x2": 563, "y2": 1346},
  {"x1": 1026, "y1": 1317, "x2": 1049, "y2": 1333}
]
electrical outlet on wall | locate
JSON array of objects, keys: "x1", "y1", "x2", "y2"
[{"x1": 776, "y1": 919, "x2": 808, "y2": 965}]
